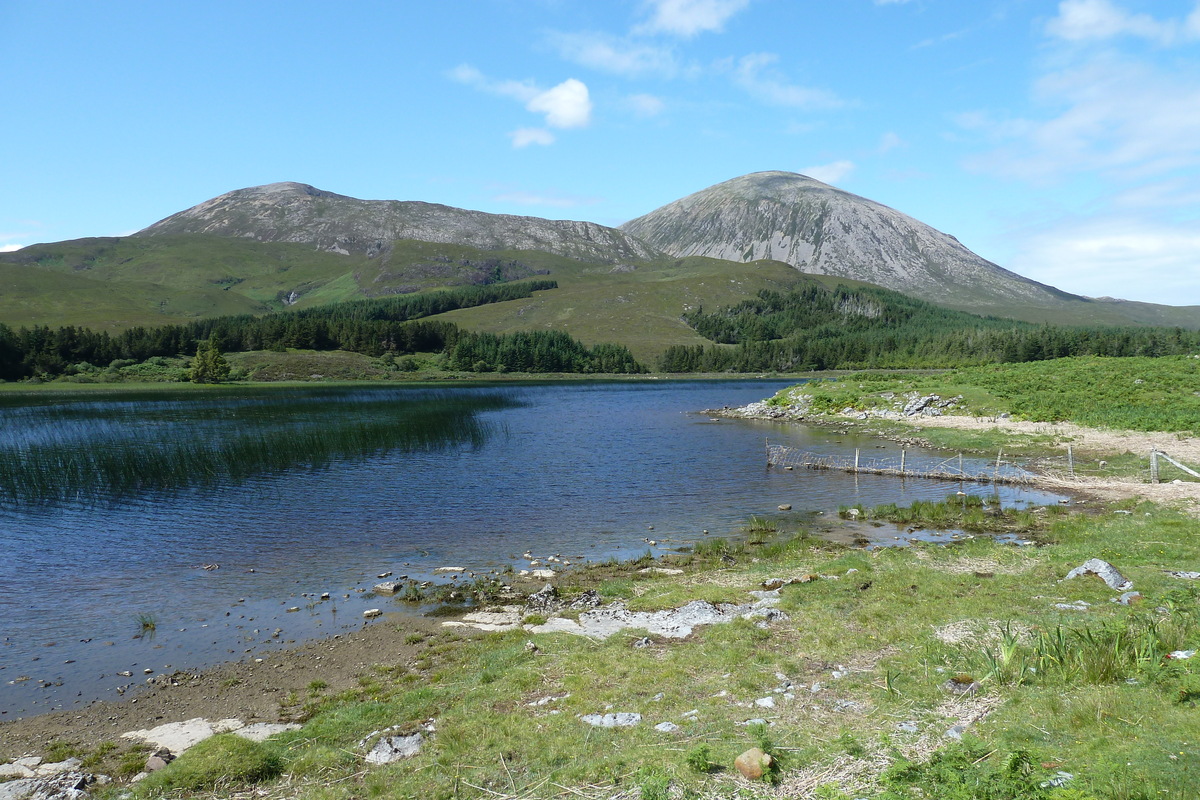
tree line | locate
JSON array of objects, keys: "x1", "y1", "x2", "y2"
[
  {"x1": 0, "y1": 280, "x2": 645, "y2": 380},
  {"x1": 660, "y1": 285, "x2": 1200, "y2": 372}
]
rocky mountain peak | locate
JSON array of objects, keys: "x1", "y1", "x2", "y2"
[{"x1": 621, "y1": 171, "x2": 1075, "y2": 310}]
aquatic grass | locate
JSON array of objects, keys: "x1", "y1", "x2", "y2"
[{"x1": 0, "y1": 387, "x2": 517, "y2": 505}]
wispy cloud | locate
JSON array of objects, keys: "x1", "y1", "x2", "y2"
[
  {"x1": 1045, "y1": 0, "x2": 1200, "y2": 46},
  {"x1": 0, "y1": 243, "x2": 23, "y2": 253},
  {"x1": 1009, "y1": 215, "x2": 1200, "y2": 304},
  {"x1": 545, "y1": 31, "x2": 679, "y2": 78},
  {"x1": 729, "y1": 53, "x2": 844, "y2": 109},
  {"x1": 627, "y1": 93, "x2": 666, "y2": 117},
  {"x1": 634, "y1": 0, "x2": 751, "y2": 38},
  {"x1": 801, "y1": 160, "x2": 856, "y2": 185},
  {"x1": 510, "y1": 128, "x2": 556, "y2": 148},
  {"x1": 961, "y1": 55, "x2": 1200, "y2": 182}
]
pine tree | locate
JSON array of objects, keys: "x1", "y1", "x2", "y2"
[{"x1": 189, "y1": 336, "x2": 231, "y2": 383}]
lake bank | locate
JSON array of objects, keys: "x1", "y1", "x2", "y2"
[
  {"x1": 3, "y1": 491, "x2": 1197, "y2": 799},
  {"x1": 2, "y1": 381, "x2": 1066, "y2": 720}
]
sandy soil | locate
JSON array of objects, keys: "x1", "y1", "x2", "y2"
[
  {"x1": 0, "y1": 612, "x2": 453, "y2": 763},
  {"x1": 908, "y1": 414, "x2": 1200, "y2": 512}
]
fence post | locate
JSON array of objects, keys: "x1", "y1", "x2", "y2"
[
  {"x1": 995, "y1": 450, "x2": 1003, "y2": 481},
  {"x1": 1068, "y1": 444, "x2": 1074, "y2": 478},
  {"x1": 1150, "y1": 450, "x2": 1160, "y2": 483},
  {"x1": 855, "y1": 449, "x2": 860, "y2": 471},
  {"x1": 900, "y1": 449, "x2": 906, "y2": 474},
  {"x1": 959, "y1": 453, "x2": 963, "y2": 476}
]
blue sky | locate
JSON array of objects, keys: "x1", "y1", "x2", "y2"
[{"x1": 3, "y1": 0, "x2": 1200, "y2": 306}]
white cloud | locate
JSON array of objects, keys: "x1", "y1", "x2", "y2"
[
  {"x1": 526, "y1": 79, "x2": 592, "y2": 129},
  {"x1": 635, "y1": 0, "x2": 750, "y2": 38},
  {"x1": 961, "y1": 55, "x2": 1200, "y2": 181},
  {"x1": 510, "y1": 128, "x2": 556, "y2": 148},
  {"x1": 802, "y1": 160, "x2": 856, "y2": 185},
  {"x1": 627, "y1": 93, "x2": 666, "y2": 117},
  {"x1": 1009, "y1": 216, "x2": 1200, "y2": 304},
  {"x1": 546, "y1": 31, "x2": 679, "y2": 77},
  {"x1": 450, "y1": 66, "x2": 592, "y2": 144},
  {"x1": 0, "y1": 244, "x2": 23, "y2": 252},
  {"x1": 875, "y1": 0, "x2": 914, "y2": 5},
  {"x1": 1046, "y1": 0, "x2": 1199, "y2": 45},
  {"x1": 731, "y1": 53, "x2": 843, "y2": 109}
]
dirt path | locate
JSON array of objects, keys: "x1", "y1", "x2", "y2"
[{"x1": 901, "y1": 414, "x2": 1200, "y2": 512}]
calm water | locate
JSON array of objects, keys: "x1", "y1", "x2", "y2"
[{"x1": 0, "y1": 381, "x2": 1065, "y2": 718}]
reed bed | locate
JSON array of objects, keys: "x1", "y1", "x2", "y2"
[{"x1": 0, "y1": 387, "x2": 516, "y2": 505}]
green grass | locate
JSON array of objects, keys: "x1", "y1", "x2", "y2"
[
  {"x1": 124, "y1": 500, "x2": 1195, "y2": 799},
  {"x1": 773, "y1": 355, "x2": 1200, "y2": 435}
]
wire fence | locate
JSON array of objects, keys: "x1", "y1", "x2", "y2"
[{"x1": 765, "y1": 441, "x2": 1034, "y2": 486}]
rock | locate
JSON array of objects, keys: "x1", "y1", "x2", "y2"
[
  {"x1": 1168, "y1": 650, "x2": 1196, "y2": 660},
  {"x1": 433, "y1": 566, "x2": 465, "y2": 573},
  {"x1": 122, "y1": 718, "x2": 246, "y2": 754},
  {"x1": 377, "y1": 571, "x2": 392, "y2": 579},
  {"x1": 754, "y1": 696, "x2": 776, "y2": 708},
  {"x1": 530, "y1": 569, "x2": 556, "y2": 579},
  {"x1": 364, "y1": 733, "x2": 423, "y2": 764},
  {"x1": 1064, "y1": 558, "x2": 1132, "y2": 591},
  {"x1": 654, "y1": 722, "x2": 680, "y2": 733},
  {"x1": 638, "y1": 567, "x2": 683, "y2": 575},
  {"x1": 1055, "y1": 601, "x2": 1091, "y2": 611},
  {"x1": 373, "y1": 581, "x2": 404, "y2": 595},
  {"x1": 734, "y1": 747, "x2": 774, "y2": 780},
  {"x1": 777, "y1": 504, "x2": 792, "y2": 511},
  {"x1": 143, "y1": 750, "x2": 174, "y2": 773},
  {"x1": 632, "y1": 637, "x2": 653, "y2": 649},
  {"x1": 363, "y1": 609, "x2": 382, "y2": 619},
  {"x1": 569, "y1": 590, "x2": 602, "y2": 610},
  {"x1": 580, "y1": 712, "x2": 641, "y2": 728},
  {"x1": 1117, "y1": 592, "x2": 1142, "y2": 606},
  {"x1": 0, "y1": 772, "x2": 95, "y2": 800},
  {"x1": 897, "y1": 721, "x2": 919, "y2": 734},
  {"x1": 0, "y1": 764, "x2": 36, "y2": 780},
  {"x1": 1166, "y1": 570, "x2": 1200, "y2": 580},
  {"x1": 942, "y1": 677, "x2": 981, "y2": 696},
  {"x1": 945, "y1": 724, "x2": 967, "y2": 740},
  {"x1": 903, "y1": 394, "x2": 940, "y2": 416},
  {"x1": 525, "y1": 584, "x2": 560, "y2": 613}
]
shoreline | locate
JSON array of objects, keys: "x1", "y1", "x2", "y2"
[{"x1": 711, "y1": 402, "x2": 1200, "y2": 514}]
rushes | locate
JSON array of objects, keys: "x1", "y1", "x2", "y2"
[{"x1": 0, "y1": 388, "x2": 514, "y2": 505}]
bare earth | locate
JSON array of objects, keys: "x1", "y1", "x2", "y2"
[
  {"x1": 906, "y1": 414, "x2": 1200, "y2": 513},
  {"x1": 0, "y1": 612, "x2": 452, "y2": 763}
]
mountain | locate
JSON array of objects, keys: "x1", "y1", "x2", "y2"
[
  {"x1": 621, "y1": 171, "x2": 1082, "y2": 316},
  {"x1": 138, "y1": 182, "x2": 659, "y2": 264},
  {"x1": 3, "y1": 175, "x2": 1199, "y2": 346}
]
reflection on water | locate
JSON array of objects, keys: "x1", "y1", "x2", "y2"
[
  {"x1": 0, "y1": 387, "x2": 514, "y2": 504},
  {"x1": 0, "y1": 381, "x2": 1066, "y2": 718}
]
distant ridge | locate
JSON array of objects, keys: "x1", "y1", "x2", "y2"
[
  {"x1": 138, "y1": 182, "x2": 660, "y2": 264},
  {"x1": 621, "y1": 171, "x2": 1079, "y2": 312}
]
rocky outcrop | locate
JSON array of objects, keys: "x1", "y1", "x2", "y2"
[
  {"x1": 138, "y1": 182, "x2": 660, "y2": 264},
  {"x1": 622, "y1": 171, "x2": 1079, "y2": 312}
]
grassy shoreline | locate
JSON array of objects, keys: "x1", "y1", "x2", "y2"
[{"x1": 4, "y1": 489, "x2": 1198, "y2": 799}]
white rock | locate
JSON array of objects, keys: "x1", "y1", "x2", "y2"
[
  {"x1": 122, "y1": 718, "x2": 245, "y2": 754},
  {"x1": 580, "y1": 712, "x2": 641, "y2": 728},
  {"x1": 365, "y1": 733, "x2": 423, "y2": 764},
  {"x1": 363, "y1": 609, "x2": 382, "y2": 619},
  {"x1": 654, "y1": 722, "x2": 680, "y2": 732},
  {"x1": 755, "y1": 696, "x2": 776, "y2": 708}
]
